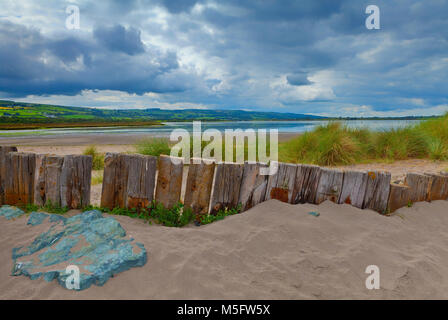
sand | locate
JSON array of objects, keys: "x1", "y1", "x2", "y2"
[
  {"x1": 1, "y1": 199, "x2": 448, "y2": 299},
  {"x1": 0, "y1": 132, "x2": 299, "y2": 147}
]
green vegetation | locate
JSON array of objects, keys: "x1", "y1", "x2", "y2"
[
  {"x1": 23, "y1": 202, "x2": 69, "y2": 214},
  {"x1": 278, "y1": 113, "x2": 448, "y2": 166},
  {"x1": 197, "y1": 205, "x2": 241, "y2": 225},
  {"x1": 84, "y1": 202, "x2": 194, "y2": 227},
  {"x1": 149, "y1": 202, "x2": 194, "y2": 227},
  {"x1": 135, "y1": 138, "x2": 171, "y2": 157},
  {"x1": 0, "y1": 100, "x2": 324, "y2": 130},
  {"x1": 82, "y1": 201, "x2": 242, "y2": 227},
  {"x1": 83, "y1": 145, "x2": 105, "y2": 170}
]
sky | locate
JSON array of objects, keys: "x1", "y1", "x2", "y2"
[{"x1": 0, "y1": 0, "x2": 447, "y2": 117}]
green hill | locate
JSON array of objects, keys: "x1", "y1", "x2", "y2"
[{"x1": 0, "y1": 100, "x2": 323, "y2": 129}]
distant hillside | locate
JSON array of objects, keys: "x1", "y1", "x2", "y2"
[
  {"x1": 0, "y1": 100, "x2": 438, "y2": 130},
  {"x1": 0, "y1": 100, "x2": 323, "y2": 129}
]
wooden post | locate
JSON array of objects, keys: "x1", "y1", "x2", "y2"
[
  {"x1": 33, "y1": 154, "x2": 91, "y2": 209},
  {"x1": 315, "y1": 168, "x2": 344, "y2": 204},
  {"x1": 338, "y1": 170, "x2": 368, "y2": 208},
  {"x1": 155, "y1": 155, "x2": 184, "y2": 209},
  {"x1": 424, "y1": 173, "x2": 448, "y2": 201},
  {"x1": 0, "y1": 146, "x2": 18, "y2": 205},
  {"x1": 125, "y1": 154, "x2": 157, "y2": 210},
  {"x1": 404, "y1": 173, "x2": 432, "y2": 203},
  {"x1": 388, "y1": 183, "x2": 411, "y2": 213},
  {"x1": 292, "y1": 164, "x2": 321, "y2": 204},
  {"x1": 33, "y1": 154, "x2": 47, "y2": 206},
  {"x1": 4, "y1": 152, "x2": 36, "y2": 206},
  {"x1": 60, "y1": 155, "x2": 92, "y2": 208},
  {"x1": 100, "y1": 153, "x2": 122, "y2": 209},
  {"x1": 210, "y1": 162, "x2": 244, "y2": 214},
  {"x1": 363, "y1": 171, "x2": 391, "y2": 214},
  {"x1": 265, "y1": 162, "x2": 297, "y2": 203},
  {"x1": 184, "y1": 158, "x2": 215, "y2": 215},
  {"x1": 44, "y1": 155, "x2": 64, "y2": 207},
  {"x1": 238, "y1": 162, "x2": 269, "y2": 212}
]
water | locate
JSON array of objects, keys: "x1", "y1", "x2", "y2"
[{"x1": 0, "y1": 120, "x2": 421, "y2": 137}]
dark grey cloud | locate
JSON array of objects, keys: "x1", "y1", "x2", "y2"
[
  {"x1": 93, "y1": 25, "x2": 145, "y2": 55},
  {"x1": 0, "y1": 0, "x2": 447, "y2": 115},
  {"x1": 0, "y1": 21, "x2": 190, "y2": 96},
  {"x1": 287, "y1": 73, "x2": 312, "y2": 86}
]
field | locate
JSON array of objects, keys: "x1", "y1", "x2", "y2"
[{"x1": 0, "y1": 100, "x2": 323, "y2": 129}]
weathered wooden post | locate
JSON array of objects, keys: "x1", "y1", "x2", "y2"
[
  {"x1": 238, "y1": 162, "x2": 269, "y2": 211},
  {"x1": 0, "y1": 146, "x2": 18, "y2": 205},
  {"x1": 60, "y1": 155, "x2": 92, "y2": 208},
  {"x1": 362, "y1": 171, "x2": 391, "y2": 214},
  {"x1": 210, "y1": 162, "x2": 244, "y2": 214},
  {"x1": 125, "y1": 154, "x2": 157, "y2": 210},
  {"x1": 404, "y1": 173, "x2": 432, "y2": 203},
  {"x1": 265, "y1": 162, "x2": 297, "y2": 203},
  {"x1": 184, "y1": 158, "x2": 215, "y2": 215},
  {"x1": 101, "y1": 153, "x2": 156, "y2": 210},
  {"x1": 315, "y1": 168, "x2": 344, "y2": 204},
  {"x1": 292, "y1": 164, "x2": 321, "y2": 204},
  {"x1": 101, "y1": 153, "x2": 122, "y2": 209},
  {"x1": 424, "y1": 173, "x2": 448, "y2": 201},
  {"x1": 155, "y1": 155, "x2": 184, "y2": 209},
  {"x1": 44, "y1": 155, "x2": 64, "y2": 207},
  {"x1": 388, "y1": 183, "x2": 411, "y2": 213},
  {"x1": 338, "y1": 170, "x2": 368, "y2": 208},
  {"x1": 4, "y1": 152, "x2": 36, "y2": 206},
  {"x1": 34, "y1": 154, "x2": 92, "y2": 208}
]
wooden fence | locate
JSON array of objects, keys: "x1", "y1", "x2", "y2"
[
  {"x1": 99, "y1": 153, "x2": 448, "y2": 215},
  {"x1": 1, "y1": 146, "x2": 448, "y2": 215},
  {"x1": 0, "y1": 147, "x2": 92, "y2": 208}
]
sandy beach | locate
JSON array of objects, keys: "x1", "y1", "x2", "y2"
[
  {"x1": 1, "y1": 134, "x2": 448, "y2": 300},
  {"x1": 1, "y1": 199, "x2": 448, "y2": 299}
]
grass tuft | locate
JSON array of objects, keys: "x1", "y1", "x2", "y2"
[
  {"x1": 83, "y1": 145, "x2": 105, "y2": 170},
  {"x1": 135, "y1": 138, "x2": 171, "y2": 157}
]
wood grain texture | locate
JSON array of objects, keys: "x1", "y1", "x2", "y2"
[
  {"x1": 424, "y1": 173, "x2": 448, "y2": 201},
  {"x1": 4, "y1": 152, "x2": 36, "y2": 206},
  {"x1": 210, "y1": 162, "x2": 244, "y2": 213},
  {"x1": 101, "y1": 153, "x2": 157, "y2": 210},
  {"x1": 405, "y1": 173, "x2": 432, "y2": 203},
  {"x1": 292, "y1": 164, "x2": 322, "y2": 204},
  {"x1": 33, "y1": 154, "x2": 47, "y2": 207},
  {"x1": 44, "y1": 155, "x2": 64, "y2": 207},
  {"x1": 388, "y1": 183, "x2": 411, "y2": 213},
  {"x1": 125, "y1": 154, "x2": 157, "y2": 210},
  {"x1": 265, "y1": 162, "x2": 298, "y2": 203},
  {"x1": 184, "y1": 158, "x2": 215, "y2": 214},
  {"x1": 100, "y1": 153, "x2": 122, "y2": 209},
  {"x1": 0, "y1": 146, "x2": 18, "y2": 205},
  {"x1": 338, "y1": 170, "x2": 368, "y2": 208},
  {"x1": 60, "y1": 155, "x2": 92, "y2": 208},
  {"x1": 155, "y1": 155, "x2": 183, "y2": 209},
  {"x1": 238, "y1": 162, "x2": 269, "y2": 211},
  {"x1": 315, "y1": 168, "x2": 344, "y2": 204},
  {"x1": 363, "y1": 171, "x2": 391, "y2": 214}
]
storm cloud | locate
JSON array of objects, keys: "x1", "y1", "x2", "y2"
[{"x1": 0, "y1": 0, "x2": 447, "y2": 116}]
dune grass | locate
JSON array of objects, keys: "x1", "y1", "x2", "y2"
[
  {"x1": 135, "y1": 137, "x2": 172, "y2": 157},
  {"x1": 133, "y1": 114, "x2": 448, "y2": 166},
  {"x1": 83, "y1": 145, "x2": 105, "y2": 170},
  {"x1": 279, "y1": 113, "x2": 448, "y2": 166}
]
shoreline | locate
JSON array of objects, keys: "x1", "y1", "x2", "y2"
[{"x1": 0, "y1": 132, "x2": 303, "y2": 146}]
